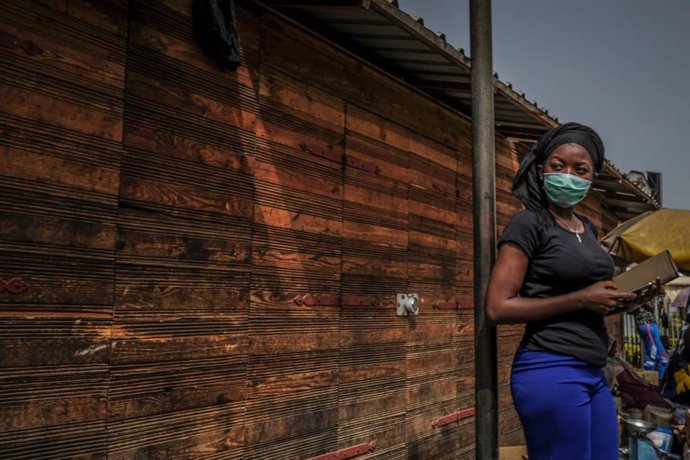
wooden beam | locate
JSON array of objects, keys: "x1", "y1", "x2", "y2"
[
  {"x1": 262, "y1": 0, "x2": 368, "y2": 8},
  {"x1": 413, "y1": 78, "x2": 471, "y2": 91}
]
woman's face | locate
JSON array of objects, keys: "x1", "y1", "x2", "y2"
[{"x1": 538, "y1": 143, "x2": 595, "y2": 181}]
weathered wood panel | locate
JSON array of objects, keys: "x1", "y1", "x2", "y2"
[
  {"x1": 0, "y1": 0, "x2": 126, "y2": 458},
  {"x1": 453, "y1": 141, "x2": 479, "y2": 454},
  {"x1": 259, "y1": 13, "x2": 465, "y2": 151},
  {"x1": 453, "y1": 315, "x2": 478, "y2": 457},
  {"x1": 338, "y1": 106, "x2": 409, "y2": 458},
  {"x1": 244, "y1": 37, "x2": 344, "y2": 454},
  {"x1": 494, "y1": 143, "x2": 526, "y2": 448},
  {"x1": 109, "y1": 0, "x2": 258, "y2": 458},
  {"x1": 404, "y1": 117, "x2": 465, "y2": 459}
]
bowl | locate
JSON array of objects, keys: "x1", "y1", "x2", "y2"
[{"x1": 622, "y1": 418, "x2": 657, "y2": 437}]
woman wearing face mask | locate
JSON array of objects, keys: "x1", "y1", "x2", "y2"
[{"x1": 486, "y1": 122, "x2": 641, "y2": 460}]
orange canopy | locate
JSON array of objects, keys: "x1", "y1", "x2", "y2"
[{"x1": 601, "y1": 208, "x2": 690, "y2": 271}]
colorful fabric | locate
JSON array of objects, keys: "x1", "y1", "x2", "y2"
[
  {"x1": 631, "y1": 307, "x2": 655, "y2": 329},
  {"x1": 637, "y1": 322, "x2": 669, "y2": 381},
  {"x1": 661, "y1": 323, "x2": 690, "y2": 404}
]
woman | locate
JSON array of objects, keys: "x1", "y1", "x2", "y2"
[
  {"x1": 486, "y1": 122, "x2": 643, "y2": 459},
  {"x1": 631, "y1": 301, "x2": 668, "y2": 380},
  {"x1": 661, "y1": 310, "x2": 690, "y2": 404}
]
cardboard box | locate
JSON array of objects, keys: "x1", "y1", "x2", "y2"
[
  {"x1": 499, "y1": 445, "x2": 528, "y2": 460},
  {"x1": 641, "y1": 370, "x2": 659, "y2": 387}
]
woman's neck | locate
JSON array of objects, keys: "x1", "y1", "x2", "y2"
[{"x1": 548, "y1": 205, "x2": 575, "y2": 222}]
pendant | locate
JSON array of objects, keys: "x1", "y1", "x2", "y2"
[{"x1": 576, "y1": 232, "x2": 582, "y2": 243}]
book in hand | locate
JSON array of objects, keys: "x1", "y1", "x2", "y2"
[{"x1": 608, "y1": 250, "x2": 680, "y2": 314}]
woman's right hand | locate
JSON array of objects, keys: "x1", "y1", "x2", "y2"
[{"x1": 577, "y1": 280, "x2": 637, "y2": 314}]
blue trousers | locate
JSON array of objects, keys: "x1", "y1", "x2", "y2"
[
  {"x1": 511, "y1": 348, "x2": 619, "y2": 460},
  {"x1": 638, "y1": 322, "x2": 668, "y2": 380}
]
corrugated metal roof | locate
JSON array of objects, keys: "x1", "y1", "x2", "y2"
[
  {"x1": 261, "y1": 0, "x2": 658, "y2": 220},
  {"x1": 266, "y1": 0, "x2": 555, "y2": 137}
]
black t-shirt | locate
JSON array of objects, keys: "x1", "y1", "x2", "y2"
[{"x1": 500, "y1": 209, "x2": 615, "y2": 367}]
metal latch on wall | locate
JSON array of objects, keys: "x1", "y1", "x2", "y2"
[{"x1": 396, "y1": 293, "x2": 419, "y2": 316}]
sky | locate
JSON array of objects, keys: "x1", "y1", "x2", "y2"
[{"x1": 400, "y1": 0, "x2": 689, "y2": 210}]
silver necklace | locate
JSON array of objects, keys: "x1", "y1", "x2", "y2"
[{"x1": 551, "y1": 211, "x2": 583, "y2": 243}]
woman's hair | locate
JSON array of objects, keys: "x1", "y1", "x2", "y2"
[{"x1": 512, "y1": 122, "x2": 605, "y2": 228}]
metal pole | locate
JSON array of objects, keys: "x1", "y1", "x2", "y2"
[{"x1": 470, "y1": 0, "x2": 498, "y2": 458}]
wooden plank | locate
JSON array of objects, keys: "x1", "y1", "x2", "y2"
[
  {"x1": 39, "y1": 0, "x2": 127, "y2": 34},
  {"x1": 130, "y1": 0, "x2": 261, "y2": 71},
  {"x1": 1, "y1": 146, "x2": 119, "y2": 195},
  {"x1": 402, "y1": 119, "x2": 462, "y2": 453},
  {"x1": 0, "y1": 71, "x2": 123, "y2": 141},
  {"x1": 107, "y1": 1, "x2": 259, "y2": 457},
  {"x1": 108, "y1": 353, "x2": 247, "y2": 420},
  {"x1": 337, "y1": 106, "x2": 409, "y2": 457},
  {"x1": 0, "y1": 310, "x2": 111, "y2": 456},
  {"x1": 260, "y1": 12, "x2": 466, "y2": 149},
  {"x1": 107, "y1": 403, "x2": 245, "y2": 459},
  {"x1": 246, "y1": 64, "x2": 343, "y2": 458},
  {"x1": 2, "y1": 1, "x2": 126, "y2": 88},
  {"x1": 0, "y1": 1, "x2": 125, "y2": 458},
  {"x1": 260, "y1": 71, "x2": 345, "y2": 129},
  {"x1": 0, "y1": 422, "x2": 108, "y2": 460}
]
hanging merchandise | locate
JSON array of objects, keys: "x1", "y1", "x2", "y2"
[{"x1": 192, "y1": 0, "x2": 241, "y2": 70}]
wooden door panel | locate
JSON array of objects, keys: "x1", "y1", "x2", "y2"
[
  {"x1": 339, "y1": 106, "x2": 409, "y2": 458},
  {"x1": 405, "y1": 126, "x2": 463, "y2": 458},
  {"x1": 109, "y1": 1, "x2": 257, "y2": 458},
  {"x1": 0, "y1": 1, "x2": 125, "y2": 458},
  {"x1": 246, "y1": 59, "x2": 344, "y2": 458}
]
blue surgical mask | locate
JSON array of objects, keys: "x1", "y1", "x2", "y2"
[{"x1": 543, "y1": 173, "x2": 592, "y2": 208}]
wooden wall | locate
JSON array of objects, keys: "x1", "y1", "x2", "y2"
[
  {"x1": 0, "y1": 0, "x2": 621, "y2": 458},
  {"x1": 0, "y1": 0, "x2": 126, "y2": 458}
]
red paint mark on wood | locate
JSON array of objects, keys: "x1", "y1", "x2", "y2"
[
  {"x1": 433, "y1": 301, "x2": 458, "y2": 310},
  {"x1": 433, "y1": 301, "x2": 472, "y2": 310},
  {"x1": 293, "y1": 294, "x2": 378, "y2": 307},
  {"x1": 431, "y1": 408, "x2": 476, "y2": 428},
  {"x1": 307, "y1": 442, "x2": 376, "y2": 460},
  {"x1": 432, "y1": 180, "x2": 456, "y2": 196},
  {"x1": 346, "y1": 156, "x2": 380, "y2": 174},
  {"x1": 301, "y1": 294, "x2": 340, "y2": 306},
  {"x1": 341, "y1": 295, "x2": 377, "y2": 306},
  {"x1": 300, "y1": 143, "x2": 343, "y2": 163},
  {"x1": 0, "y1": 277, "x2": 28, "y2": 294}
]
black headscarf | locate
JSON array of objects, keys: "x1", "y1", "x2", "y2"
[{"x1": 512, "y1": 122, "x2": 605, "y2": 227}]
